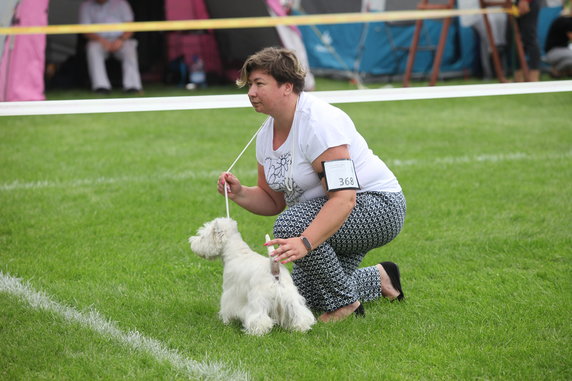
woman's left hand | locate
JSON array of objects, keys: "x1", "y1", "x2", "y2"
[
  {"x1": 265, "y1": 237, "x2": 309, "y2": 264},
  {"x1": 518, "y1": 1, "x2": 530, "y2": 16}
]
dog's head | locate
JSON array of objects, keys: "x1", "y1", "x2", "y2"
[{"x1": 189, "y1": 217, "x2": 238, "y2": 259}]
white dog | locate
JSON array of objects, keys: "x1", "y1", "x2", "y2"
[{"x1": 189, "y1": 217, "x2": 316, "y2": 336}]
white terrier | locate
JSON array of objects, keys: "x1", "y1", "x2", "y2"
[{"x1": 189, "y1": 217, "x2": 316, "y2": 336}]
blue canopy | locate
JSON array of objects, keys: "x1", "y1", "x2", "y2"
[{"x1": 298, "y1": 7, "x2": 563, "y2": 82}]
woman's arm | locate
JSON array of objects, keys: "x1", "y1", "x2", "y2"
[
  {"x1": 217, "y1": 164, "x2": 286, "y2": 216},
  {"x1": 267, "y1": 145, "x2": 357, "y2": 263},
  {"x1": 301, "y1": 145, "x2": 357, "y2": 249}
]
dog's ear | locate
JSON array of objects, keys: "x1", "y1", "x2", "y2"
[
  {"x1": 211, "y1": 217, "x2": 238, "y2": 238},
  {"x1": 211, "y1": 220, "x2": 226, "y2": 245},
  {"x1": 188, "y1": 220, "x2": 224, "y2": 258}
]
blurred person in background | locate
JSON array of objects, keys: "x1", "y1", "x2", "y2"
[
  {"x1": 514, "y1": 0, "x2": 541, "y2": 81},
  {"x1": 544, "y1": 1, "x2": 572, "y2": 77},
  {"x1": 79, "y1": 0, "x2": 142, "y2": 94}
]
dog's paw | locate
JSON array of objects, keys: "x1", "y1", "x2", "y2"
[
  {"x1": 220, "y1": 316, "x2": 232, "y2": 325},
  {"x1": 289, "y1": 322, "x2": 314, "y2": 333},
  {"x1": 286, "y1": 314, "x2": 316, "y2": 333},
  {"x1": 281, "y1": 307, "x2": 316, "y2": 333},
  {"x1": 242, "y1": 316, "x2": 274, "y2": 336},
  {"x1": 219, "y1": 311, "x2": 235, "y2": 325},
  {"x1": 243, "y1": 326, "x2": 273, "y2": 336}
]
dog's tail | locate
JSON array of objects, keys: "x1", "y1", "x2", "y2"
[{"x1": 265, "y1": 234, "x2": 280, "y2": 281}]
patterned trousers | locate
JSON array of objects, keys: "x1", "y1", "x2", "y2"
[{"x1": 273, "y1": 191, "x2": 406, "y2": 312}]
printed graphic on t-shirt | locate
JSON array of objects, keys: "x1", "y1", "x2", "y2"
[{"x1": 264, "y1": 153, "x2": 303, "y2": 206}]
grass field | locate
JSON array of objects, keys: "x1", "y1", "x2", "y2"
[{"x1": 1, "y1": 81, "x2": 571, "y2": 380}]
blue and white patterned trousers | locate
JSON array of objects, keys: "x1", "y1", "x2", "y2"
[{"x1": 273, "y1": 191, "x2": 406, "y2": 312}]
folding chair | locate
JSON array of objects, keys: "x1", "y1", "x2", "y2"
[
  {"x1": 384, "y1": 0, "x2": 438, "y2": 80},
  {"x1": 478, "y1": 0, "x2": 529, "y2": 82},
  {"x1": 402, "y1": 0, "x2": 456, "y2": 87}
]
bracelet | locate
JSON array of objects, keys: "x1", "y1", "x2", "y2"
[{"x1": 300, "y1": 236, "x2": 312, "y2": 252}]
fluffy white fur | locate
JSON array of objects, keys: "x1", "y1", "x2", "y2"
[{"x1": 189, "y1": 217, "x2": 316, "y2": 336}]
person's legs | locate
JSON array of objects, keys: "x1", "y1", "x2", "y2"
[
  {"x1": 555, "y1": 56, "x2": 572, "y2": 74},
  {"x1": 86, "y1": 41, "x2": 111, "y2": 90},
  {"x1": 546, "y1": 47, "x2": 572, "y2": 76},
  {"x1": 376, "y1": 263, "x2": 402, "y2": 300},
  {"x1": 273, "y1": 192, "x2": 406, "y2": 318},
  {"x1": 113, "y1": 39, "x2": 142, "y2": 91},
  {"x1": 516, "y1": 0, "x2": 540, "y2": 81},
  {"x1": 334, "y1": 192, "x2": 406, "y2": 307},
  {"x1": 274, "y1": 197, "x2": 357, "y2": 312}
]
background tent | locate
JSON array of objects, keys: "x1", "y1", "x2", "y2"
[
  {"x1": 46, "y1": 0, "x2": 166, "y2": 89},
  {"x1": 297, "y1": 0, "x2": 473, "y2": 82},
  {"x1": 293, "y1": 0, "x2": 564, "y2": 82},
  {"x1": 46, "y1": 0, "x2": 288, "y2": 88},
  {"x1": 0, "y1": 0, "x2": 48, "y2": 101},
  {"x1": 204, "y1": 0, "x2": 282, "y2": 72},
  {"x1": 44, "y1": 0, "x2": 566, "y2": 90}
]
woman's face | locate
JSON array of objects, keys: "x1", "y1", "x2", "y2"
[{"x1": 246, "y1": 70, "x2": 290, "y2": 115}]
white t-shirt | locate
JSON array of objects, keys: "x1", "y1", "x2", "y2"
[
  {"x1": 79, "y1": 0, "x2": 134, "y2": 40},
  {"x1": 256, "y1": 92, "x2": 401, "y2": 207}
]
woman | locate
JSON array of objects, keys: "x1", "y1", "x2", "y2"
[
  {"x1": 217, "y1": 47, "x2": 406, "y2": 322},
  {"x1": 515, "y1": 0, "x2": 541, "y2": 82}
]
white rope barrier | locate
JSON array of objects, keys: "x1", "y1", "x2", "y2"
[{"x1": 1, "y1": 81, "x2": 571, "y2": 117}]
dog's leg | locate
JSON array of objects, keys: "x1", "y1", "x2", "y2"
[
  {"x1": 219, "y1": 289, "x2": 241, "y2": 324},
  {"x1": 276, "y1": 284, "x2": 316, "y2": 333},
  {"x1": 219, "y1": 304, "x2": 234, "y2": 325},
  {"x1": 241, "y1": 289, "x2": 275, "y2": 336}
]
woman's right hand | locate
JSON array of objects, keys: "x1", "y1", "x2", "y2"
[{"x1": 217, "y1": 172, "x2": 242, "y2": 199}]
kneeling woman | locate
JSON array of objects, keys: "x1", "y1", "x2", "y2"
[{"x1": 217, "y1": 47, "x2": 406, "y2": 322}]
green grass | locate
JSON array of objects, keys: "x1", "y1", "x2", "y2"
[{"x1": 1, "y1": 81, "x2": 571, "y2": 380}]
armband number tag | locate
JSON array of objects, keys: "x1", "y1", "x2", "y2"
[{"x1": 322, "y1": 159, "x2": 360, "y2": 192}]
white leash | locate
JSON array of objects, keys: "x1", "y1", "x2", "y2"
[
  {"x1": 223, "y1": 96, "x2": 300, "y2": 216},
  {"x1": 224, "y1": 119, "x2": 267, "y2": 218},
  {"x1": 224, "y1": 185, "x2": 230, "y2": 219},
  {"x1": 224, "y1": 121, "x2": 279, "y2": 282}
]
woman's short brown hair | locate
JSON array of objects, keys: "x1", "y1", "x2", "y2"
[{"x1": 236, "y1": 47, "x2": 306, "y2": 94}]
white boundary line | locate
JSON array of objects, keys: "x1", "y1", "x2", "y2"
[
  {"x1": 1, "y1": 151, "x2": 569, "y2": 192},
  {"x1": 0, "y1": 169, "x2": 230, "y2": 191},
  {"x1": 0, "y1": 271, "x2": 249, "y2": 381},
  {"x1": 1, "y1": 81, "x2": 571, "y2": 116}
]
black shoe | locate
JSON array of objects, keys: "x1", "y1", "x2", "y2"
[
  {"x1": 354, "y1": 303, "x2": 365, "y2": 317},
  {"x1": 380, "y1": 261, "x2": 404, "y2": 301},
  {"x1": 94, "y1": 87, "x2": 111, "y2": 95},
  {"x1": 124, "y1": 88, "x2": 142, "y2": 94}
]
